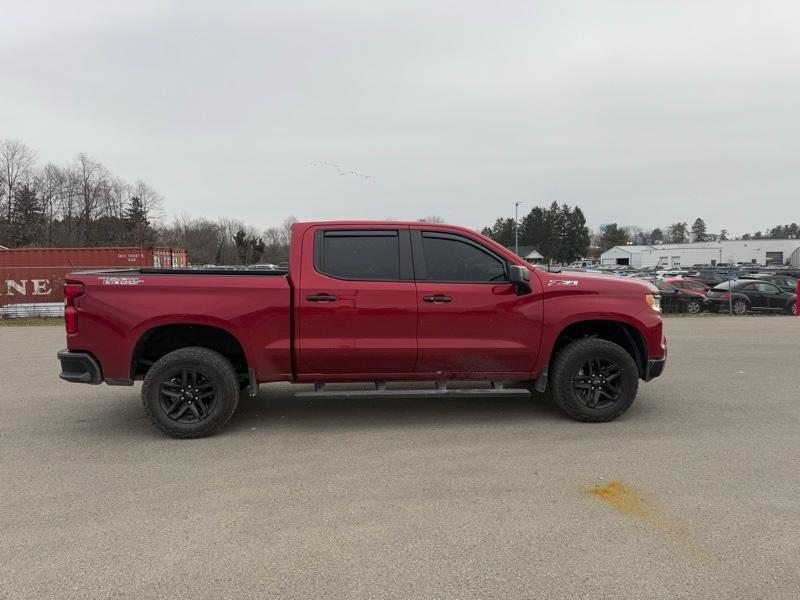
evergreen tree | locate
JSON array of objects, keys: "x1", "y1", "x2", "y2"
[
  {"x1": 690, "y1": 218, "x2": 707, "y2": 242},
  {"x1": 234, "y1": 229, "x2": 249, "y2": 264},
  {"x1": 651, "y1": 227, "x2": 664, "y2": 243},
  {"x1": 599, "y1": 223, "x2": 630, "y2": 251},
  {"x1": 11, "y1": 184, "x2": 44, "y2": 246},
  {"x1": 123, "y1": 196, "x2": 152, "y2": 246},
  {"x1": 249, "y1": 237, "x2": 266, "y2": 263},
  {"x1": 559, "y1": 204, "x2": 590, "y2": 263},
  {"x1": 719, "y1": 229, "x2": 729, "y2": 241},
  {"x1": 480, "y1": 217, "x2": 516, "y2": 247},
  {"x1": 668, "y1": 222, "x2": 689, "y2": 243}
]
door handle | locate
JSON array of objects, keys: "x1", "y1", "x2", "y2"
[
  {"x1": 306, "y1": 293, "x2": 337, "y2": 302},
  {"x1": 423, "y1": 294, "x2": 452, "y2": 303}
]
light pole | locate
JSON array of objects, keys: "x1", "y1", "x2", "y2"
[{"x1": 514, "y1": 201, "x2": 522, "y2": 255}]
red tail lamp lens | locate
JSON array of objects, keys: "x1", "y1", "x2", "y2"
[{"x1": 64, "y1": 283, "x2": 84, "y2": 334}]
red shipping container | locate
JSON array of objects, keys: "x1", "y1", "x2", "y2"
[{"x1": 0, "y1": 247, "x2": 187, "y2": 306}]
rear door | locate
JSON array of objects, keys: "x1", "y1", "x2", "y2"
[
  {"x1": 411, "y1": 228, "x2": 542, "y2": 378},
  {"x1": 297, "y1": 226, "x2": 418, "y2": 375}
]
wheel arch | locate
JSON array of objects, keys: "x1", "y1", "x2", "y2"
[
  {"x1": 130, "y1": 323, "x2": 249, "y2": 381},
  {"x1": 549, "y1": 319, "x2": 648, "y2": 379}
]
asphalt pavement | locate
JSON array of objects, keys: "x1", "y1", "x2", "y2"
[{"x1": 1, "y1": 317, "x2": 799, "y2": 599}]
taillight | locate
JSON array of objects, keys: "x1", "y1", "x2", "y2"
[{"x1": 64, "y1": 283, "x2": 84, "y2": 334}]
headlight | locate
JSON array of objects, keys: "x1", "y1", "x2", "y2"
[{"x1": 645, "y1": 293, "x2": 661, "y2": 312}]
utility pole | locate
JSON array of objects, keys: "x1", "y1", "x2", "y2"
[{"x1": 514, "y1": 201, "x2": 521, "y2": 255}]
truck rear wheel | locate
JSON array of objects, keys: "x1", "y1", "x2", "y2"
[
  {"x1": 142, "y1": 347, "x2": 240, "y2": 438},
  {"x1": 550, "y1": 338, "x2": 639, "y2": 422}
]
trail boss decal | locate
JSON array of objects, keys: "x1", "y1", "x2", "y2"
[
  {"x1": 99, "y1": 277, "x2": 144, "y2": 286},
  {"x1": 548, "y1": 280, "x2": 579, "y2": 287}
]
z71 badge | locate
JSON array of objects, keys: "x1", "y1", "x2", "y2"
[
  {"x1": 99, "y1": 276, "x2": 144, "y2": 285},
  {"x1": 548, "y1": 280, "x2": 579, "y2": 287}
]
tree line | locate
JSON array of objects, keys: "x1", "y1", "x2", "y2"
[
  {"x1": 481, "y1": 202, "x2": 591, "y2": 265},
  {"x1": 0, "y1": 138, "x2": 295, "y2": 265},
  {"x1": 595, "y1": 218, "x2": 798, "y2": 252},
  {"x1": 1, "y1": 139, "x2": 164, "y2": 249}
]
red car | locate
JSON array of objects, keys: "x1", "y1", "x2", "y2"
[
  {"x1": 57, "y1": 221, "x2": 667, "y2": 438},
  {"x1": 664, "y1": 278, "x2": 711, "y2": 297}
]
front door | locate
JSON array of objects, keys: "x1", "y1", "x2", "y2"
[
  {"x1": 411, "y1": 228, "x2": 543, "y2": 378},
  {"x1": 758, "y1": 282, "x2": 786, "y2": 310},
  {"x1": 297, "y1": 226, "x2": 418, "y2": 375},
  {"x1": 744, "y1": 283, "x2": 769, "y2": 310}
]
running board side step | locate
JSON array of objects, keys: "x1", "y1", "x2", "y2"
[{"x1": 294, "y1": 381, "x2": 531, "y2": 400}]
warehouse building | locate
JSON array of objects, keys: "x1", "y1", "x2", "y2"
[{"x1": 600, "y1": 239, "x2": 800, "y2": 268}]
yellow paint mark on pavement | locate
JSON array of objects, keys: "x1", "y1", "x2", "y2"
[
  {"x1": 589, "y1": 481, "x2": 673, "y2": 531},
  {"x1": 588, "y1": 481, "x2": 713, "y2": 562}
]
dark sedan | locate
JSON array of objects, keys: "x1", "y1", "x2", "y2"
[
  {"x1": 653, "y1": 281, "x2": 705, "y2": 314},
  {"x1": 740, "y1": 274, "x2": 798, "y2": 294},
  {"x1": 706, "y1": 280, "x2": 797, "y2": 315}
]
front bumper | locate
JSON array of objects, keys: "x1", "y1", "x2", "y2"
[
  {"x1": 644, "y1": 351, "x2": 667, "y2": 381},
  {"x1": 57, "y1": 350, "x2": 102, "y2": 384}
]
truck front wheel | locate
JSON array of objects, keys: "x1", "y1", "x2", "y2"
[
  {"x1": 142, "y1": 347, "x2": 240, "y2": 438},
  {"x1": 550, "y1": 338, "x2": 639, "y2": 422}
]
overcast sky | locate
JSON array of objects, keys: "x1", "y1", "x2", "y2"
[{"x1": 2, "y1": 1, "x2": 798, "y2": 235}]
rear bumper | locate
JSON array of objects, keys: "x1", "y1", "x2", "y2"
[{"x1": 57, "y1": 350, "x2": 102, "y2": 384}]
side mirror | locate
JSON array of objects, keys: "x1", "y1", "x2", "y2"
[{"x1": 509, "y1": 265, "x2": 532, "y2": 295}]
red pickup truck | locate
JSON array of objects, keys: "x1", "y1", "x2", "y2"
[{"x1": 57, "y1": 221, "x2": 666, "y2": 438}]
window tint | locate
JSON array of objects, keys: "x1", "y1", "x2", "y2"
[
  {"x1": 320, "y1": 232, "x2": 400, "y2": 280},
  {"x1": 754, "y1": 282, "x2": 780, "y2": 293},
  {"x1": 657, "y1": 282, "x2": 678, "y2": 293},
  {"x1": 420, "y1": 234, "x2": 506, "y2": 282}
]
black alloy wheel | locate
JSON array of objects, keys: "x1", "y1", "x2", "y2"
[
  {"x1": 549, "y1": 338, "x2": 639, "y2": 423},
  {"x1": 142, "y1": 347, "x2": 240, "y2": 438},
  {"x1": 572, "y1": 358, "x2": 623, "y2": 409},
  {"x1": 158, "y1": 369, "x2": 217, "y2": 424}
]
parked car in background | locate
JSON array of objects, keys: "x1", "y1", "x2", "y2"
[
  {"x1": 739, "y1": 273, "x2": 798, "y2": 294},
  {"x1": 706, "y1": 280, "x2": 797, "y2": 315},
  {"x1": 655, "y1": 269, "x2": 689, "y2": 279},
  {"x1": 664, "y1": 278, "x2": 711, "y2": 297},
  {"x1": 653, "y1": 281, "x2": 705, "y2": 314}
]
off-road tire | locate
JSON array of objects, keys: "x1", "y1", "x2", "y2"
[
  {"x1": 550, "y1": 338, "x2": 639, "y2": 423},
  {"x1": 142, "y1": 347, "x2": 240, "y2": 438}
]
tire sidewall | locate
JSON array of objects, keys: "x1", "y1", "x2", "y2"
[
  {"x1": 142, "y1": 348, "x2": 239, "y2": 438},
  {"x1": 551, "y1": 339, "x2": 639, "y2": 422}
]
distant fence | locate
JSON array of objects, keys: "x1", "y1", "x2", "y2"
[{"x1": 0, "y1": 302, "x2": 64, "y2": 319}]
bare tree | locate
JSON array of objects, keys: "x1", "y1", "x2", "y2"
[
  {"x1": 1, "y1": 138, "x2": 37, "y2": 223},
  {"x1": 33, "y1": 163, "x2": 66, "y2": 245},
  {"x1": 75, "y1": 154, "x2": 110, "y2": 244},
  {"x1": 131, "y1": 179, "x2": 164, "y2": 224},
  {"x1": 417, "y1": 215, "x2": 445, "y2": 223}
]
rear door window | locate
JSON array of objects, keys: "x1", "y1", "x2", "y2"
[{"x1": 316, "y1": 231, "x2": 401, "y2": 280}]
